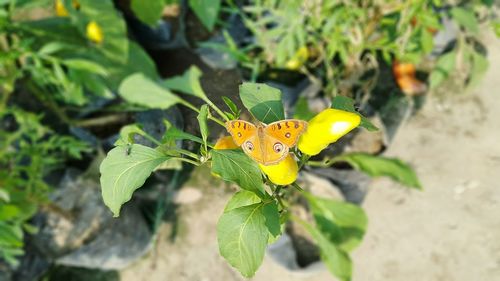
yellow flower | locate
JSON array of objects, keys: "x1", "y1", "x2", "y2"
[
  {"x1": 298, "y1": 109, "x2": 360, "y2": 156},
  {"x1": 214, "y1": 136, "x2": 238, "y2": 150},
  {"x1": 54, "y1": 0, "x2": 79, "y2": 17},
  {"x1": 54, "y1": 0, "x2": 69, "y2": 17},
  {"x1": 285, "y1": 46, "x2": 309, "y2": 70},
  {"x1": 259, "y1": 154, "x2": 298, "y2": 185},
  {"x1": 86, "y1": 21, "x2": 103, "y2": 44}
]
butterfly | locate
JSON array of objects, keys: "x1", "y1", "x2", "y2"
[
  {"x1": 393, "y1": 61, "x2": 427, "y2": 96},
  {"x1": 226, "y1": 119, "x2": 307, "y2": 166}
]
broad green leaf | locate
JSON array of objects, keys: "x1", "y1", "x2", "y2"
[
  {"x1": 114, "y1": 123, "x2": 147, "y2": 146},
  {"x1": 304, "y1": 193, "x2": 367, "y2": 252},
  {"x1": 0, "y1": 189, "x2": 9, "y2": 202},
  {"x1": 211, "y1": 149, "x2": 266, "y2": 197},
  {"x1": 296, "y1": 219, "x2": 352, "y2": 281},
  {"x1": 106, "y1": 41, "x2": 159, "y2": 90},
  {"x1": 224, "y1": 191, "x2": 262, "y2": 212},
  {"x1": 467, "y1": 51, "x2": 489, "y2": 89},
  {"x1": 262, "y1": 201, "x2": 281, "y2": 238},
  {"x1": 130, "y1": 0, "x2": 164, "y2": 26},
  {"x1": 119, "y1": 73, "x2": 180, "y2": 109},
  {"x1": 0, "y1": 222, "x2": 23, "y2": 248},
  {"x1": 100, "y1": 144, "x2": 169, "y2": 216},
  {"x1": 451, "y1": 7, "x2": 479, "y2": 34},
  {"x1": 38, "y1": 42, "x2": 71, "y2": 55},
  {"x1": 0, "y1": 205, "x2": 21, "y2": 221},
  {"x1": 331, "y1": 95, "x2": 378, "y2": 131},
  {"x1": 293, "y1": 97, "x2": 315, "y2": 121},
  {"x1": 197, "y1": 104, "x2": 209, "y2": 147},
  {"x1": 420, "y1": 28, "x2": 434, "y2": 54},
  {"x1": 430, "y1": 51, "x2": 456, "y2": 88},
  {"x1": 339, "y1": 153, "x2": 422, "y2": 189},
  {"x1": 493, "y1": 22, "x2": 500, "y2": 38},
  {"x1": 62, "y1": 59, "x2": 108, "y2": 76},
  {"x1": 163, "y1": 66, "x2": 207, "y2": 100},
  {"x1": 189, "y1": 0, "x2": 221, "y2": 31},
  {"x1": 217, "y1": 203, "x2": 268, "y2": 277},
  {"x1": 239, "y1": 83, "x2": 285, "y2": 124}
]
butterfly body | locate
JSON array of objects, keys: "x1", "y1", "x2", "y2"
[{"x1": 226, "y1": 119, "x2": 307, "y2": 165}]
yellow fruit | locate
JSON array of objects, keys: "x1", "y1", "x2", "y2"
[
  {"x1": 298, "y1": 109, "x2": 360, "y2": 156},
  {"x1": 86, "y1": 21, "x2": 104, "y2": 44},
  {"x1": 259, "y1": 154, "x2": 298, "y2": 186},
  {"x1": 284, "y1": 46, "x2": 309, "y2": 70},
  {"x1": 214, "y1": 136, "x2": 238, "y2": 150},
  {"x1": 54, "y1": 0, "x2": 69, "y2": 17},
  {"x1": 54, "y1": 0, "x2": 79, "y2": 17}
]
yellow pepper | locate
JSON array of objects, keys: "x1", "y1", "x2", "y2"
[
  {"x1": 298, "y1": 109, "x2": 360, "y2": 156},
  {"x1": 285, "y1": 46, "x2": 309, "y2": 70},
  {"x1": 86, "y1": 21, "x2": 104, "y2": 44},
  {"x1": 259, "y1": 154, "x2": 298, "y2": 185},
  {"x1": 214, "y1": 136, "x2": 238, "y2": 150},
  {"x1": 54, "y1": 0, "x2": 79, "y2": 17},
  {"x1": 54, "y1": 0, "x2": 69, "y2": 17}
]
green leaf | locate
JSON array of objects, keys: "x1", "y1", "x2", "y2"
[
  {"x1": 163, "y1": 66, "x2": 207, "y2": 100},
  {"x1": 197, "y1": 104, "x2": 209, "y2": 148},
  {"x1": 467, "y1": 51, "x2": 489, "y2": 89},
  {"x1": 451, "y1": 7, "x2": 479, "y2": 34},
  {"x1": 0, "y1": 222, "x2": 23, "y2": 248},
  {"x1": 211, "y1": 149, "x2": 266, "y2": 197},
  {"x1": 339, "y1": 153, "x2": 422, "y2": 189},
  {"x1": 262, "y1": 201, "x2": 281, "y2": 238},
  {"x1": 0, "y1": 189, "x2": 10, "y2": 202},
  {"x1": 239, "y1": 83, "x2": 285, "y2": 124},
  {"x1": 331, "y1": 95, "x2": 378, "y2": 131},
  {"x1": 224, "y1": 191, "x2": 262, "y2": 212},
  {"x1": 295, "y1": 219, "x2": 352, "y2": 281},
  {"x1": 188, "y1": 0, "x2": 221, "y2": 31},
  {"x1": 114, "y1": 124, "x2": 147, "y2": 146},
  {"x1": 162, "y1": 121, "x2": 204, "y2": 144},
  {"x1": 62, "y1": 59, "x2": 108, "y2": 76},
  {"x1": 304, "y1": 193, "x2": 367, "y2": 252},
  {"x1": 119, "y1": 73, "x2": 180, "y2": 109},
  {"x1": 217, "y1": 203, "x2": 268, "y2": 277},
  {"x1": 222, "y1": 96, "x2": 239, "y2": 114},
  {"x1": 0, "y1": 205, "x2": 21, "y2": 221},
  {"x1": 293, "y1": 97, "x2": 315, "y2": 121},
  {"x1": 100, "y1": 144, "x2": 170, "y2": 216},
  {"x1": 430, "y1": 51, "x2": 456, "y2": 88},
  {"x1": 130, "y1": 0, "x2": 165, "y2": 26},
  {"x1": 38, "y1": 42, "x2": 71, "y2": 55}
]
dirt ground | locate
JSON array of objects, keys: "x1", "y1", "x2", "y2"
[{"x1": 121, "y1": 33, "x2": 500, "y2": 281}]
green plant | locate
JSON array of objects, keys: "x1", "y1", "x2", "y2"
[
  {"x1": 210, "y1": 0, "x2": 494, "y2": 96},
  {"x1": 129, "y1": 0, "x2": 222, "y2": 32},
  {"x1": 100, "y1": 70, "x2": 421, "y2": 280},
  {"x1": 0, "y1": 108, "x2": 89, "y2": 266}
]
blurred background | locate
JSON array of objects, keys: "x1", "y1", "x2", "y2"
[{"x1": 1, "y1": 1, "x2": 499, "y2": 280}]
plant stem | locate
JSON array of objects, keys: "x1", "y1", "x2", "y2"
[
  {"x1": 203, "y1": 97, "x2": 229, "y2": 122},
  {"x1": 177, "y1": 157, "x2": 200, "y2": 166},
  {"x1": 74, "y1": 113, "x2": 128, "y2": 127},
  {"x1": 178, "y1": 98, "x2": 226, "y2": 127}
]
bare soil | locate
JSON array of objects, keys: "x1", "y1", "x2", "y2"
[{"x1": 121, "y1": 33, "x2": 500, "y2": 281}]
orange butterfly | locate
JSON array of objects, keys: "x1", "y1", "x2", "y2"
[
  {"x1": 226, "y1": 120, "x2": 307, "y2": 166},
  {"x1": 393, "y1": 61, "x2": 427, "y2": 96}
]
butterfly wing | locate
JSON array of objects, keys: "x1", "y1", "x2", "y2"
[
  {"x1": 261, "y1": 133, "x2": 289, "y2": 165},
  {"x1": 264, "y1": 119, "x2": 308, "y2": 147},
  {"x1": 226, "y1": 120, "x2": 257, "y2": 146}
]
